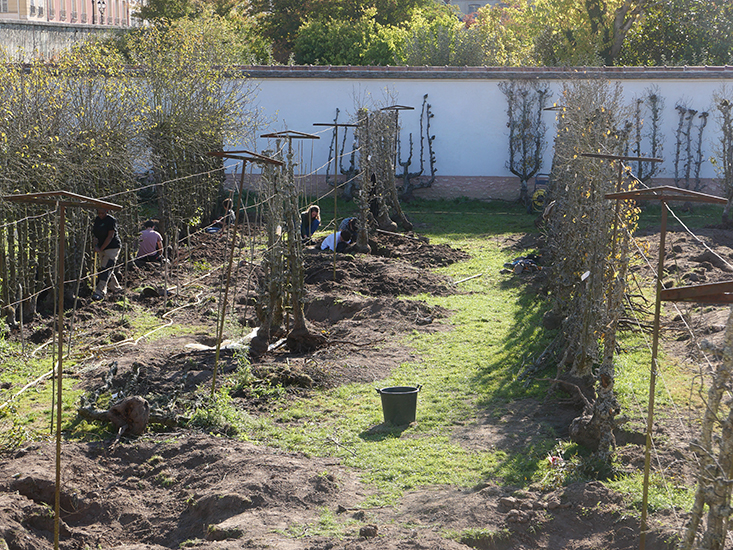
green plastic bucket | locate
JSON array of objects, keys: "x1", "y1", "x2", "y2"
[{"x1": 376, "y1": 385, "x2": 422, "y2": 425}]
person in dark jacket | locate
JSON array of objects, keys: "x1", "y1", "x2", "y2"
[
  {"x1": 301, "y1": 205, "x2": 321, "y2": 244},
  {"x1": 92, "y1": 208, "x2": 122, "y2": 300},
  {"x1": 339, "y1": 216, "x2": 358, "y2": 236}
]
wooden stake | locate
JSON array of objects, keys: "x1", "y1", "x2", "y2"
[
  {"x1": 212, "y1": 173, "x2": 245, "y2": 399},
  {"x1": 18, "y1": 283, "x2": 24, "y2": 354},
  {"x1": 67, "y1": 226, "x2": 89, "y2": 358},
  {"x1": 53, "y1": 204, "x2": 66, "y2": 550}
]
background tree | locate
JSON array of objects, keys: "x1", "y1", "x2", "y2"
[
  {"x1": 469, "y1": 6, "x2": 533, "y2": 66},
  {"x1": 293, "y1": 10, "x2": 401, "y2": 66},
  {"x1": 251, "y1": 0, "x2": 433, "y2": 62},
  {"x1": 482, "y1": 0, "x2": 658, "y2": 66},
  {"x1": 124, "y1": 16, "x2": 259, "y2": 236},
  {"x1": 619, "y1": 0, "x2": 733, "y2": 66},
  {"x1": 131, "y1": 1, "x2": 273, "y2": 64},
  {"x1": 136, "y1": 0, "x2": 200, "y2": 23},
  {"x1": 396, "y1": 8, "x2": 462, "y2": 66}
]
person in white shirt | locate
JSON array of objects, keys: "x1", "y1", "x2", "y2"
[{"x1": 320, "y1": 229, "x2": 352, "y2": 252}]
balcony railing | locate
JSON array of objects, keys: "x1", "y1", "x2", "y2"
[
  {"x1": 59, "y1": 9, "x2": 66, "y2": 19},
  {"x1": 48, "y1": 7, "x2": 54, "y2": 17},
  {"x1": 81, "y1": 12, "x2": 86, "y2": 22},
  {"x1": 29, "y1": 5, "x2": 36, "y2": 15},
  {"x1": 71, "y1": 10, "x2": 77, "y2": 21}
]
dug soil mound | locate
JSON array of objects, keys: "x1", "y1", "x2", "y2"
[{"x1": 0, "y1": 226, "x2": 697, "y2": 550}]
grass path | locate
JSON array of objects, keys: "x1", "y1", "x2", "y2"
[{"x1": 237, "y1": 201, "x2": 557, "y2": 505}]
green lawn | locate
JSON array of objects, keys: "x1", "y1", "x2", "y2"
[{"x1": 0, "y1": 197, "x2": 699, "y2": 512}]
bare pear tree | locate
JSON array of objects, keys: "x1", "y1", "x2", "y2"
[
  {"x1": 280, "y1": 137, "x2": 325, "y2": 351},
  {"x1": 499, "y1": 80, "x2": 551, "y2": 211},
  {"x1": 674, "y1": 101, "x2": 709, "y2": 193},
  {"x1": 357, "y1": 108, "x2": 413, "y2": 233},
  {"x1": 353, "y1": 108, "x2": 375, "y2": 254},
  {"x1": 627, "y1": 86, "x2": 664, "y2": 183},
  {"x1": 252, "y1": 157, "x2": 286, "y2": 355},
  {"x1": 543, "y1": 79, "x2": 634, "y2": 458},
  {"x1": 396, "y1": 94, "x2": 437, "y2": 201},
  {"x1": 712, "y1": 88, "x2": 733, "y2": 227}
]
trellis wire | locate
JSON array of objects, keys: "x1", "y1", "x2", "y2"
[{"x1": 621, "y1": 202, "x2": 733, "y2": 548}]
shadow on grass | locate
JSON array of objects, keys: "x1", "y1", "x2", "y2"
[
  {"x1": 472, "y1": 266, "x2": 564, "y2": 486},
  {"x1": 294, "y1": 197, "x2": 539, "y2": 238},
  {"x1": 404, "y1": 199, "x2": 538, "y2": 238},
  {"x1": 358, "y1": 422, "x2": 412, "y2": 442},
  {"x1": 478, "y1": 276, "x2": 555, "y2": 400}
]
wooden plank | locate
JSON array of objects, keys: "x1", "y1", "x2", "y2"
[
  {"x1": 3, "y1": 191, "x2": 121, "y2": 210},
  {"x1": 661, "y1": 281, "x2": 733, "y2": 303},
  {"x1": 605, "y1": 185, "x2": 727, "y2": 204}
]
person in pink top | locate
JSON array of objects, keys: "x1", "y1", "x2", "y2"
[{"x1": 136, "y1": 220, "x2": 164, "y2": 266}]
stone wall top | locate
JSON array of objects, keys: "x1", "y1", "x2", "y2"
[{"x1": 238, "y1": 65, "x2": 733, "y2": 80}]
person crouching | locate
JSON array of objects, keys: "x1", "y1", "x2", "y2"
[
  {"x1": 136, "y1": 220, "x2": 164, "y2": 267},
  {"x1": 320, "y1": 229, "x2": 352, "y2": 253},
  {"x1": 301, "y1": 205, "x2": 321, "y2": 245}
]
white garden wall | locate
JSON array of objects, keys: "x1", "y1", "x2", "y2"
[{"x1": 234, "y1": 66, "x2": 733, "y2": 201}]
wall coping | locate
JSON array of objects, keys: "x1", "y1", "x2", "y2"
[
  {"x1": 238, "y1": 65, "x2": 733, "y2": 80},
  {"x1": 0, "y1": 19, "x2": 124, "y2": 30}
]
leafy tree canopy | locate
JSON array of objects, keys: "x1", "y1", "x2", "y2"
[
  {"x1": 475, "y1": 0, "x2": 658, "y2": 66},
  {"x1": 129, "y1": 0, "x2": 733, "y2": 67},
  {"x1": 126, "y1": 5, "x2": 272, "y2": 64},
  {"x1": 252, "y1": 0, "x2": 434, "y2": 62},
  {"x1": 618, "y1": 0, "x2": 733, "y2": 65},
  {"x1": 294, "y1": 9, "x2": 404, "y2": 65}
]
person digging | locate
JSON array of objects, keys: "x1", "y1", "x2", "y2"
[{"x1": 92, "y1": 208, "x2": 123, "y2": 301}]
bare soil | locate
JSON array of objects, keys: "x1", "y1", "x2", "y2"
[{"x1": 1, "y1": 224, "x2": 729, "y2": 550}]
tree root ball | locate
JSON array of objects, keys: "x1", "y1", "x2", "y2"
[
  {"x1": 286, "y1": 327, "x2": 326, "y2": 353},
  {"x1": 569, "y1": 414, "x2": 600, "y2": 452},
  {"x1": 108, "y1": 396, "x2": 150, "y2": 435}
]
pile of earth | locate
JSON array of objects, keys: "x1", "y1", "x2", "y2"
[
  {"x1": 0, "y1": 224, "x2": 708, "y2": 550},
  {"x1": 0, "y1": 432, "x2": 681, "y2": 550}
]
